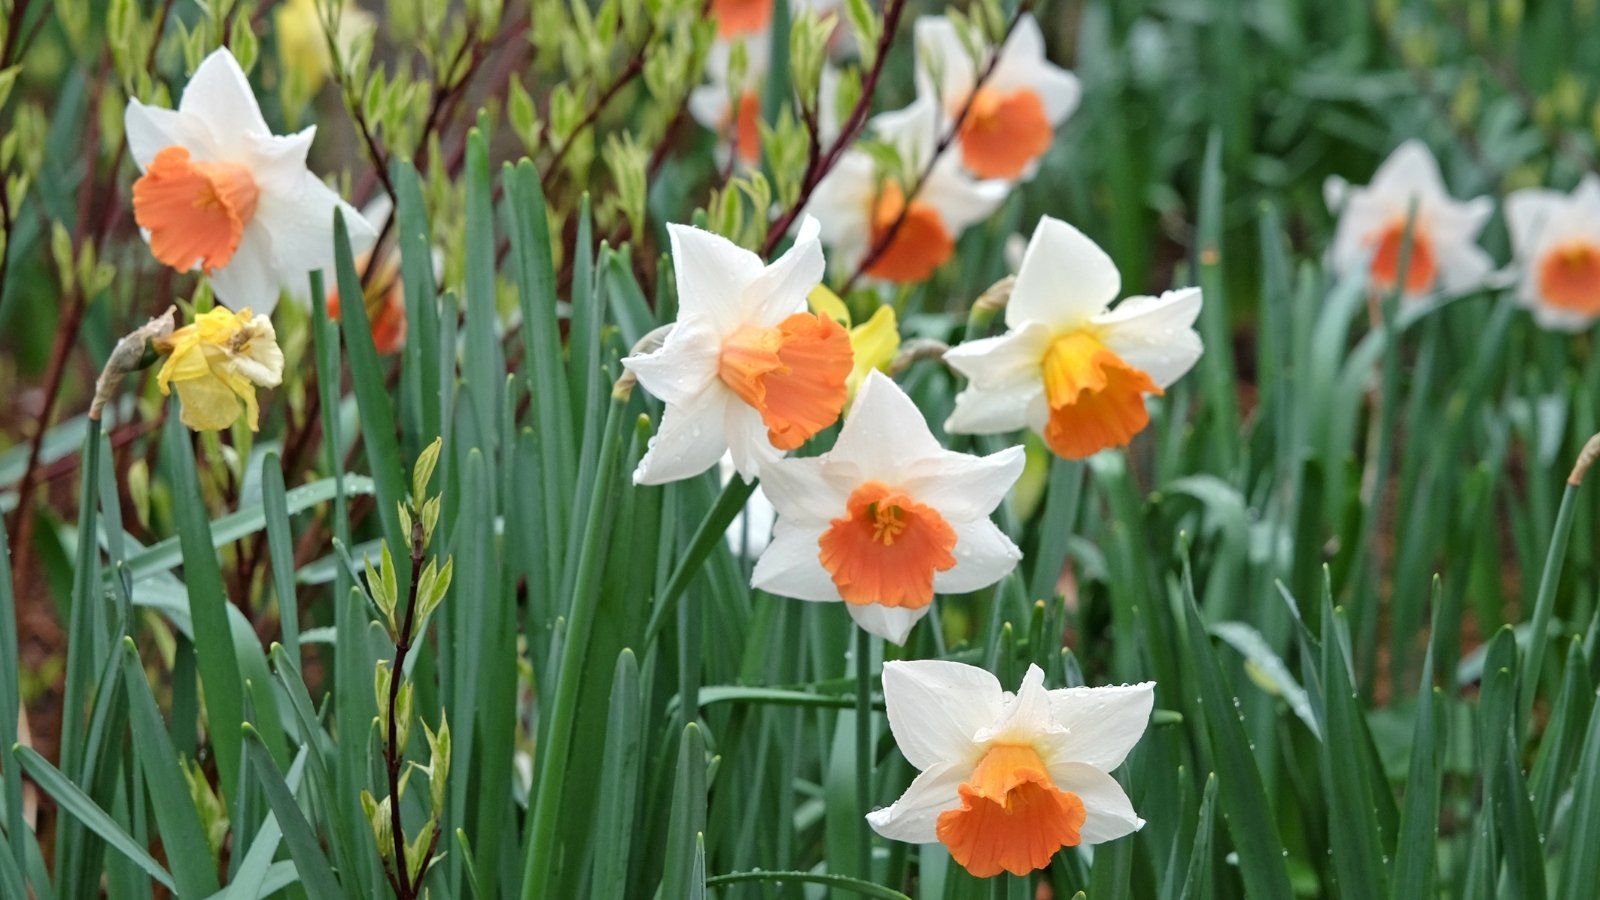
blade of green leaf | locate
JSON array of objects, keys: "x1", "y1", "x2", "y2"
[{"x1": 14, "y1": 746, "x2": 173, "y2": 891}]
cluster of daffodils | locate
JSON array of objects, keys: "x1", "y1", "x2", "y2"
[
  {"x1": 807, "y1": 15, "x2": 1079, "y2": 284},
  {"x1": 690, "y1": 9, "x2": 1078, "y2": 286},
  {"x1": 117, "y1": 47, "x2": 400, "y2": 431},
  {"x1": 625, "y1": 206, "x2": 1196, "y2": 874},
  {"x1": 1327, "y1": 139, "x2": 1600, "y2": 330}
]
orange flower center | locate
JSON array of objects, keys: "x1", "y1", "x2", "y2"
[
  {"x1": 956, "y1": 87, "x2": 1054, "y2": 180},
  {"x1": 733, "y1": 91, "x2": 762, "y2": 165},
  {"x1": 1039, "y1": 330, "x2": 1161, "y2": 460},
  {"x1": 866, "y1": 181, "x2": 955, "y2": 283},
  {"x1": 718, "y1": 311, "x2": 852, "y2": 450},
  {"x1": 817, "y1": 481, "x2": 957, "y2": 607},
  {"x1": 327, "y1": 252, "x2": 409, "y2": 355},
  {"x1": 1537, "y1": 240, "x2": 1600, "y2": 315},
  {"x1": 711, "y1": 0, "x2": 773, "y2": 36},
  {"x1": 1367, "y1": 219, "x2": 1437, "y2": 294},
  {"x1": 132, "y1": 145, "x2": 260, "y2": 273},
  {"x1": 936, "y1": 743, "x2": 1086, "y2": 878}
]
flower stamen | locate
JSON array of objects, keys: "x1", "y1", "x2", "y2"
[{"x1": 818, "y1": 481, "x2": 957, "y2": 607}]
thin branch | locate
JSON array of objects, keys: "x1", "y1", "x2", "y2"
[
  {"x1": 841, "y1": 8, "x2": 1031, "y2": 292},
  {"x1": 540, "y1": 29, "x2": 657, "y2": 181},
  {"x1": 762, "y1": 0, "x2": 911, "y2": 257}
]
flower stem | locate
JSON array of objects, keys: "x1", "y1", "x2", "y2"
[{"x1": 855, "y1": 625, "x2": 873, "y2": 880}]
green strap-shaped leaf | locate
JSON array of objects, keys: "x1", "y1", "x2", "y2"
[
  {"x1": 121, "y1": 638, "x2": 220, "y2": 897},
  {"x1": 14, "y1": 746, "x2": 173, "y2": 891}
]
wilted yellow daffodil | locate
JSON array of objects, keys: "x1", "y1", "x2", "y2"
[
  {"x1": 944, "y1": 216, "x2": 1202, "y2": 460},
  {"x1": 869, "y1": 660, "x2": 1154, "y2": 876},
  {"x1": 157, "y1": 307, "x2": 285, "y2": 432},
  {"x1": 807, "y1": 285, "x2": 900, "y2": 400}
]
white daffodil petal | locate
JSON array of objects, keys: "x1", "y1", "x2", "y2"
[
  {"x1": 943, "y1": 324, "x2": 1051, "y2": 387},
  {"x1": 1323, "y1": 174, "x2": 1350, "y2": 213},
  {"x1": 244, "y1": 128, "x2": 320, "y2": 197},
  {"x1": 900, "y1": 445, "x2": 1024, "y2": 520},
  {"x1": 751, "y1": 524, "x2": 839, "y2": 602},
  {"x1": 925, "y1": 159, "x2": 1010, "y2": 235},
  {"x1": 634, "y1": 396, "x2": 733, "y2": 485},
  {"x1": 257, "y1": 174, "x2": 376, "y2": 275},
  {"x1": 669, "y1": 223, "x2": 766, "y2": 331},
  {"x1": 1434, "y1": 240, "x2": 1494, "y2": 293},
  {"x1": 206, "y1": 223, "x2": 283, "y2": 313},
  {"x1": 1043, "y1": 682, "x2": 1155, "y2": 771},
  {"x1": 944, "y1": 382, "x2": 1045, "y2": 436},
  {"x1": 124, "y1": 102, "x2": 215, "y2": 170},
  {"x1": 845, "y1": 602, "x2": 929, "y2": 645},
  {"x1": 975, "y1": 664, "x2": 1060, "y2": 744},
  {"x1": 1505, "y1": 188, "x2": 1564, "y2": 256},
  {"x1": 914, "y1": 17, "x2": 976, "y2": 112},
  {"x1": 866, "y1": 760, "x2": 968, "y2": 843},
  {"x1": 1029, "y1": 64, "x2": 1081, "y2": 126},
  {"x1": 933, "y1": 518, "x2": 1022, "y2": 594},
  {"x1": 622, "y1": 320, "x2": 723, "y2": 407},
  {"x1": 880, "y1": 660, "x2": 1004, "y2": 770},
  {"x1": 1367, "y1": 139, "x2": 1448, "y2": 201},
  {"x1": 759, "y1": 455, "x2": 849, "y2": 523},
  {"x1": 827, "y1": 371, "x2": 945, "y2": 484},
  {"x1": 744, "y1": 216, "x2": 825, "y2": 326},
  {"x1": 180, "y1": 48, "x2": 274, "y2": 154},
  {"x1": 723, "y1": 400, "x2": 782, "y2": 482},
  {"x1": 1007, "y1": 216, "x2": 1120, "y2": 330},
  {"x1": 687, "y1": 85, "x2": 727, "y2": 132},
  {"x1": 1095, "y1": 288, "x2": 1205, "y2": 388},
  {"x1": 1049, "y1": 763, "x2": 1143, "y2": 844}
]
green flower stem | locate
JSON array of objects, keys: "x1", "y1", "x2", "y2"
[
  {"x1": 855, "y1": 626, "x2": 873, "y2": 881},
  {"x1": 1521, "y1": 480, "x2": 1580, "y2": 724},
  {"x1": 520, "y1": 390, "x2": 630, "y2": 899}
]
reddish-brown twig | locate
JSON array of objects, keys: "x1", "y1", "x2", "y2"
[
  {"x1": 762, "y1": 0, "x2": 911, "y2": 257},
  {"x1": 841, "y1": 7, "x2": 1032, "y2": 293}
]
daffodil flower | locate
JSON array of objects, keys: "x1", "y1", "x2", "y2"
[
  {"x1": 943, "y1": 216, "x2": 1202, "y2": 460},
  {"x1": 869, "y1": 660, "x2": 1154, "y2": 877},
  {"x1": 157, "y1": 306, "x2": 285, "y2": 432},
  {"x1": 807, "y1": 100, "x2": 1008, "y2": 284},
  {"x1": 807, "y1": 285, "x2": 900, "y2": 400},
  {"x1": 1506, "y1": 174, "x2": 1600, "y2": 331},
  {"x1": 1324, "y1": 140, "x2": 1492, "y2": 299},
  {"x1": 624, "y1": 217, "x2": 853, "y2": 484},
  {"x1": 125, "y1": 47, "x2": 376, "y2": 315},
  {"x1": 914, "y1": 15, "x2": 1080, "y2": 181},
  {"x1": 689, "y1": 36, "x2": 769, "y2": 170},
  {"x1": 751, "y1": 370, "x2": 1022, "y2": 644}
]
